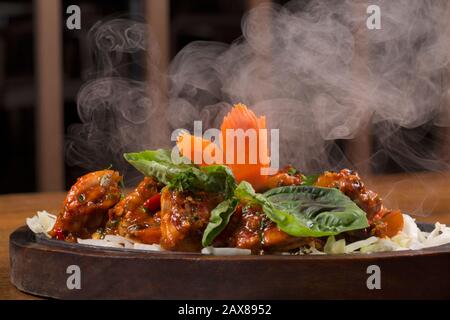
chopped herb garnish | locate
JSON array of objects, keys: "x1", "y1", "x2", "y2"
[
  {"x1": 78, "y1": 193, "x2": 86, "y2": 203},
  {"x1": 99, "y1": 174, "x2": 111, "y2": 187},
  {"x1": 108, "y1": 219, "x2": 119, "y2": 228},
  {"x1": 260, "y1": 218, "x2": 270, "y2": 230},
  {"x1": 259, "y1": 218, "x2": 267, "y2": 245},
  {"x1": 128, "y1": 224, "x2": 144, "y2": 232},
  {"x1": 300, "y1": 174, "x2": 320, "y2": 186},
  {"x1": 106, "y1": 193, "x2": 116, "y2": 200}
]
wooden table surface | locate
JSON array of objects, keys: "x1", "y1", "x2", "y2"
[{"x1": 2, "y1": 172, "x2": 450, "y2": 299}]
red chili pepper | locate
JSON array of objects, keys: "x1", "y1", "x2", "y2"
[
  {"x1": 54, "y1": 228, "x2": 65, "y2": 240},
  {"x1": 143, "y1": 193, "x2": 161, "y2": 213}
]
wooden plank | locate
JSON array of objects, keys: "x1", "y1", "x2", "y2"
[
  {"x1": 144, "y1": 0, "x2": 170, "y2": 70},
  {"x1": 34, "y1": 0, "x2": 64, "y2": 191},
  {"x1": 346, "y1": 1, "x2": 372, "y2": 176},
  {"x1": 143, "y1": 0, "x2": 171, "y2": 148},
  {"x1": 246, "y1": 0, "x2": 271, "y2": 10}
]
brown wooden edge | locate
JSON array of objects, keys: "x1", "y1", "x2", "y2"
[{"x1": 9, "y1": 226, "x2": 450, "y2": 299}]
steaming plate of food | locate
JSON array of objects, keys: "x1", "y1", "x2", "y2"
[{"x1": 10, "y1": 104, "x2": 450, "y2": 299}]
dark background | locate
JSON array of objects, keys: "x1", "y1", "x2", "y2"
[{"x1": 0, "y1": 0, "x2": 442, "y2": 194}]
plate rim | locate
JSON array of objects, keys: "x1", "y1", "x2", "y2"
[{"x1": 11, "y1": 223, "x2": 450, "y2": 261}]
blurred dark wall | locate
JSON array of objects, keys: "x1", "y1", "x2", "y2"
[
  {"x1": 0, "y1": 0, "x2": 248, "y2": 194},
  {"x1": 0, "y1": 0, "x2": 444, "y2": 194},
  {"x1": 61, "y1": 0, "x2": 132, "y2": 189},
  {"x1": 0, "y1": 0, "x2": 35, "y2": 193}
]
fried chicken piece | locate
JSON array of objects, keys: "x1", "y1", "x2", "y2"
[
  {"x1": 261, "y1": 166, "x2": 302, "y2": 191},
  {"x1": 370, "y1": 209, "x2": 404, "y2": 238},
  {"x1": 214, "y1": 204, "x2": 318, "y2": 254},
  {"x1": 315, "y1": 169, "x2": 404, "y2": 238},
  {"x1": 107, "y1": 177, "x2": 161, "y2": 244},
  {"x1": 50, "y1": 170, "x2": 122, "y2": 241},
  {"x1": 160, "y1": 187, "x2": 223, "y2": 251},
  {"x1": 315, "y1": 169, "x2": 383, "y2": 223}
]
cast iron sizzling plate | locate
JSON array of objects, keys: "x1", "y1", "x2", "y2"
[{"x1": 9, "y1": 223, "x2": 450, "y2": 299}]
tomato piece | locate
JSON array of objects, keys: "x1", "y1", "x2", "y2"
[
  {"x1": 143, "y1": 193, "x2": 161, "y2": 213},
  {"x1": 54, "y1": 228, "x2": 65, "y2": 240},
  {"x1": 383, "y1": 210, "x2": 404, "y2": 238},
  {"x1": 372, "y1": 210, "x2": 404, "y2": 238}
]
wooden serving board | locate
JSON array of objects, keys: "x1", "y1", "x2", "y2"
[{"x1": 9, "y1": 225, "x2": 450, "y2": 299}]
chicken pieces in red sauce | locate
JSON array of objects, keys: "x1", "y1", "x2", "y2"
[
  {"x1": 214, "y1": 204, "x2": 318, "y2": 254},
  {"x1": 50, "y1": 170, "x2": 122, "y2": 241},
  {"x1": 214, "y1": 168, "x2": 316, "y2": 254},
  {"x1": 107, "y1": 177, "x2": 162, "y2": 244},
  {"x1": 262, "y1": 166, "x2": 302, "y2": 191},
  {"x1": 51, "y1": 166, "x2": 401, "y2": 251},
  {"x1": 315, "y1": 169, "x2": 383, "y2": 223},
  {"x1": 50, "y1": 166, "x2": 310, "y2": 253},
  {"x1": 159, "y1": 187, "x2": 224, "y2": 251},
  {"x1": 315, "y1": 169, "x2": 404, "y2": 238}
]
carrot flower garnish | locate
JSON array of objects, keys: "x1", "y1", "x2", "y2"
[{"x1": 176, "y1": 103, "x2": 270, "y2": 191}]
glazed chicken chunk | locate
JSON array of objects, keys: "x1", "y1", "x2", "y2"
[
  {"x1": 49, "y1": 165, "x2": 401, "y2": 251},
  {"x1": 107, "y1": 177, "x2": 161, "y2": 244},
  {"x1": 214, "y1": 204, "x2": 318, "y2": 254},
  {"x1": 315, "y1": 169, "x2": 383, "y2": 222},
  {"x1": 159, "y1": 187, "x2": 223, "y2": 251},
  {"x1": 315, "y1": 169, "x2": 404, "y2": 237},
  {"x1": 50, "y1": 170, "x2": 122, "y2": 241}
]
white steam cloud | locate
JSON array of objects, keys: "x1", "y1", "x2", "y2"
[
  {"x1": 67, "y1": 0, "x2": 450, "y2": 187},
  {"x1": 66, "y1": 18, "x2": 169, "y2": 178}
]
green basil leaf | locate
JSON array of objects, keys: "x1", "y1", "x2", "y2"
[
  {"x1": 235, "y1": 182, "x2": 368, "y2": 237},
  {"x1": 124, "y1": 149, "x2": 236, "y2": 195},
  {"x1": 301, "y1": 174, "x2": 320, "y2": 186},
  {"x1": 193, "y1": 165, "x2": 237, "y2": 196},
  {"x1": 201, "y1": 198, "x2": 239, "y2": 247},
  {"x1": 124, "y1": 149, "x2": 191, "y2": 186},
  {"x1": 264, "y1": 185, "x2": 369, "y2": 236}
]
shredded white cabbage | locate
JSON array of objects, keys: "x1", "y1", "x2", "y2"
[
  {"x1": 321, "y1": 214, "x2": 450, "y2": 254},
  {"x1": 133, "y1": 243, "x2": 163, "y2": 251},
  {"x1": 344, "y1": 236, "x2": 379, "y2": 253},
  {"x1": 26, "y1": 211, "x2": 450, "y2": 255},
  {"x1": 26, "y1": 210, "x2": 57, "y2": 237},
  {"x1": 25, "y1": 211, "x2": 163, "y2": 251},
  {"x1": 308, "y1": 246, "x2": 326, "y2": 255},
  {"x1": 77, "y1": 235, "x2": 164, "y2": 251},
  {"x1": 77, "y1": 238, "x2": 124, "y2": 248},
  {"x1": 103, "y1": 235, "x2": 135, "y2": 249},
  {"x1": 324, "y1": 236, "x2": 346, "y2": 254}
]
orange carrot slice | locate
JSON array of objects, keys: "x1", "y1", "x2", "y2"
[
  {"x1": 176, "y1": 131, "x2": 216, "y2": 166},
  {"x1": 176, "y1": 103, "x2": 271, "y2": 191},
  {"x1": 220, "y1": 103, "x2": 269, "y2": 191}
]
